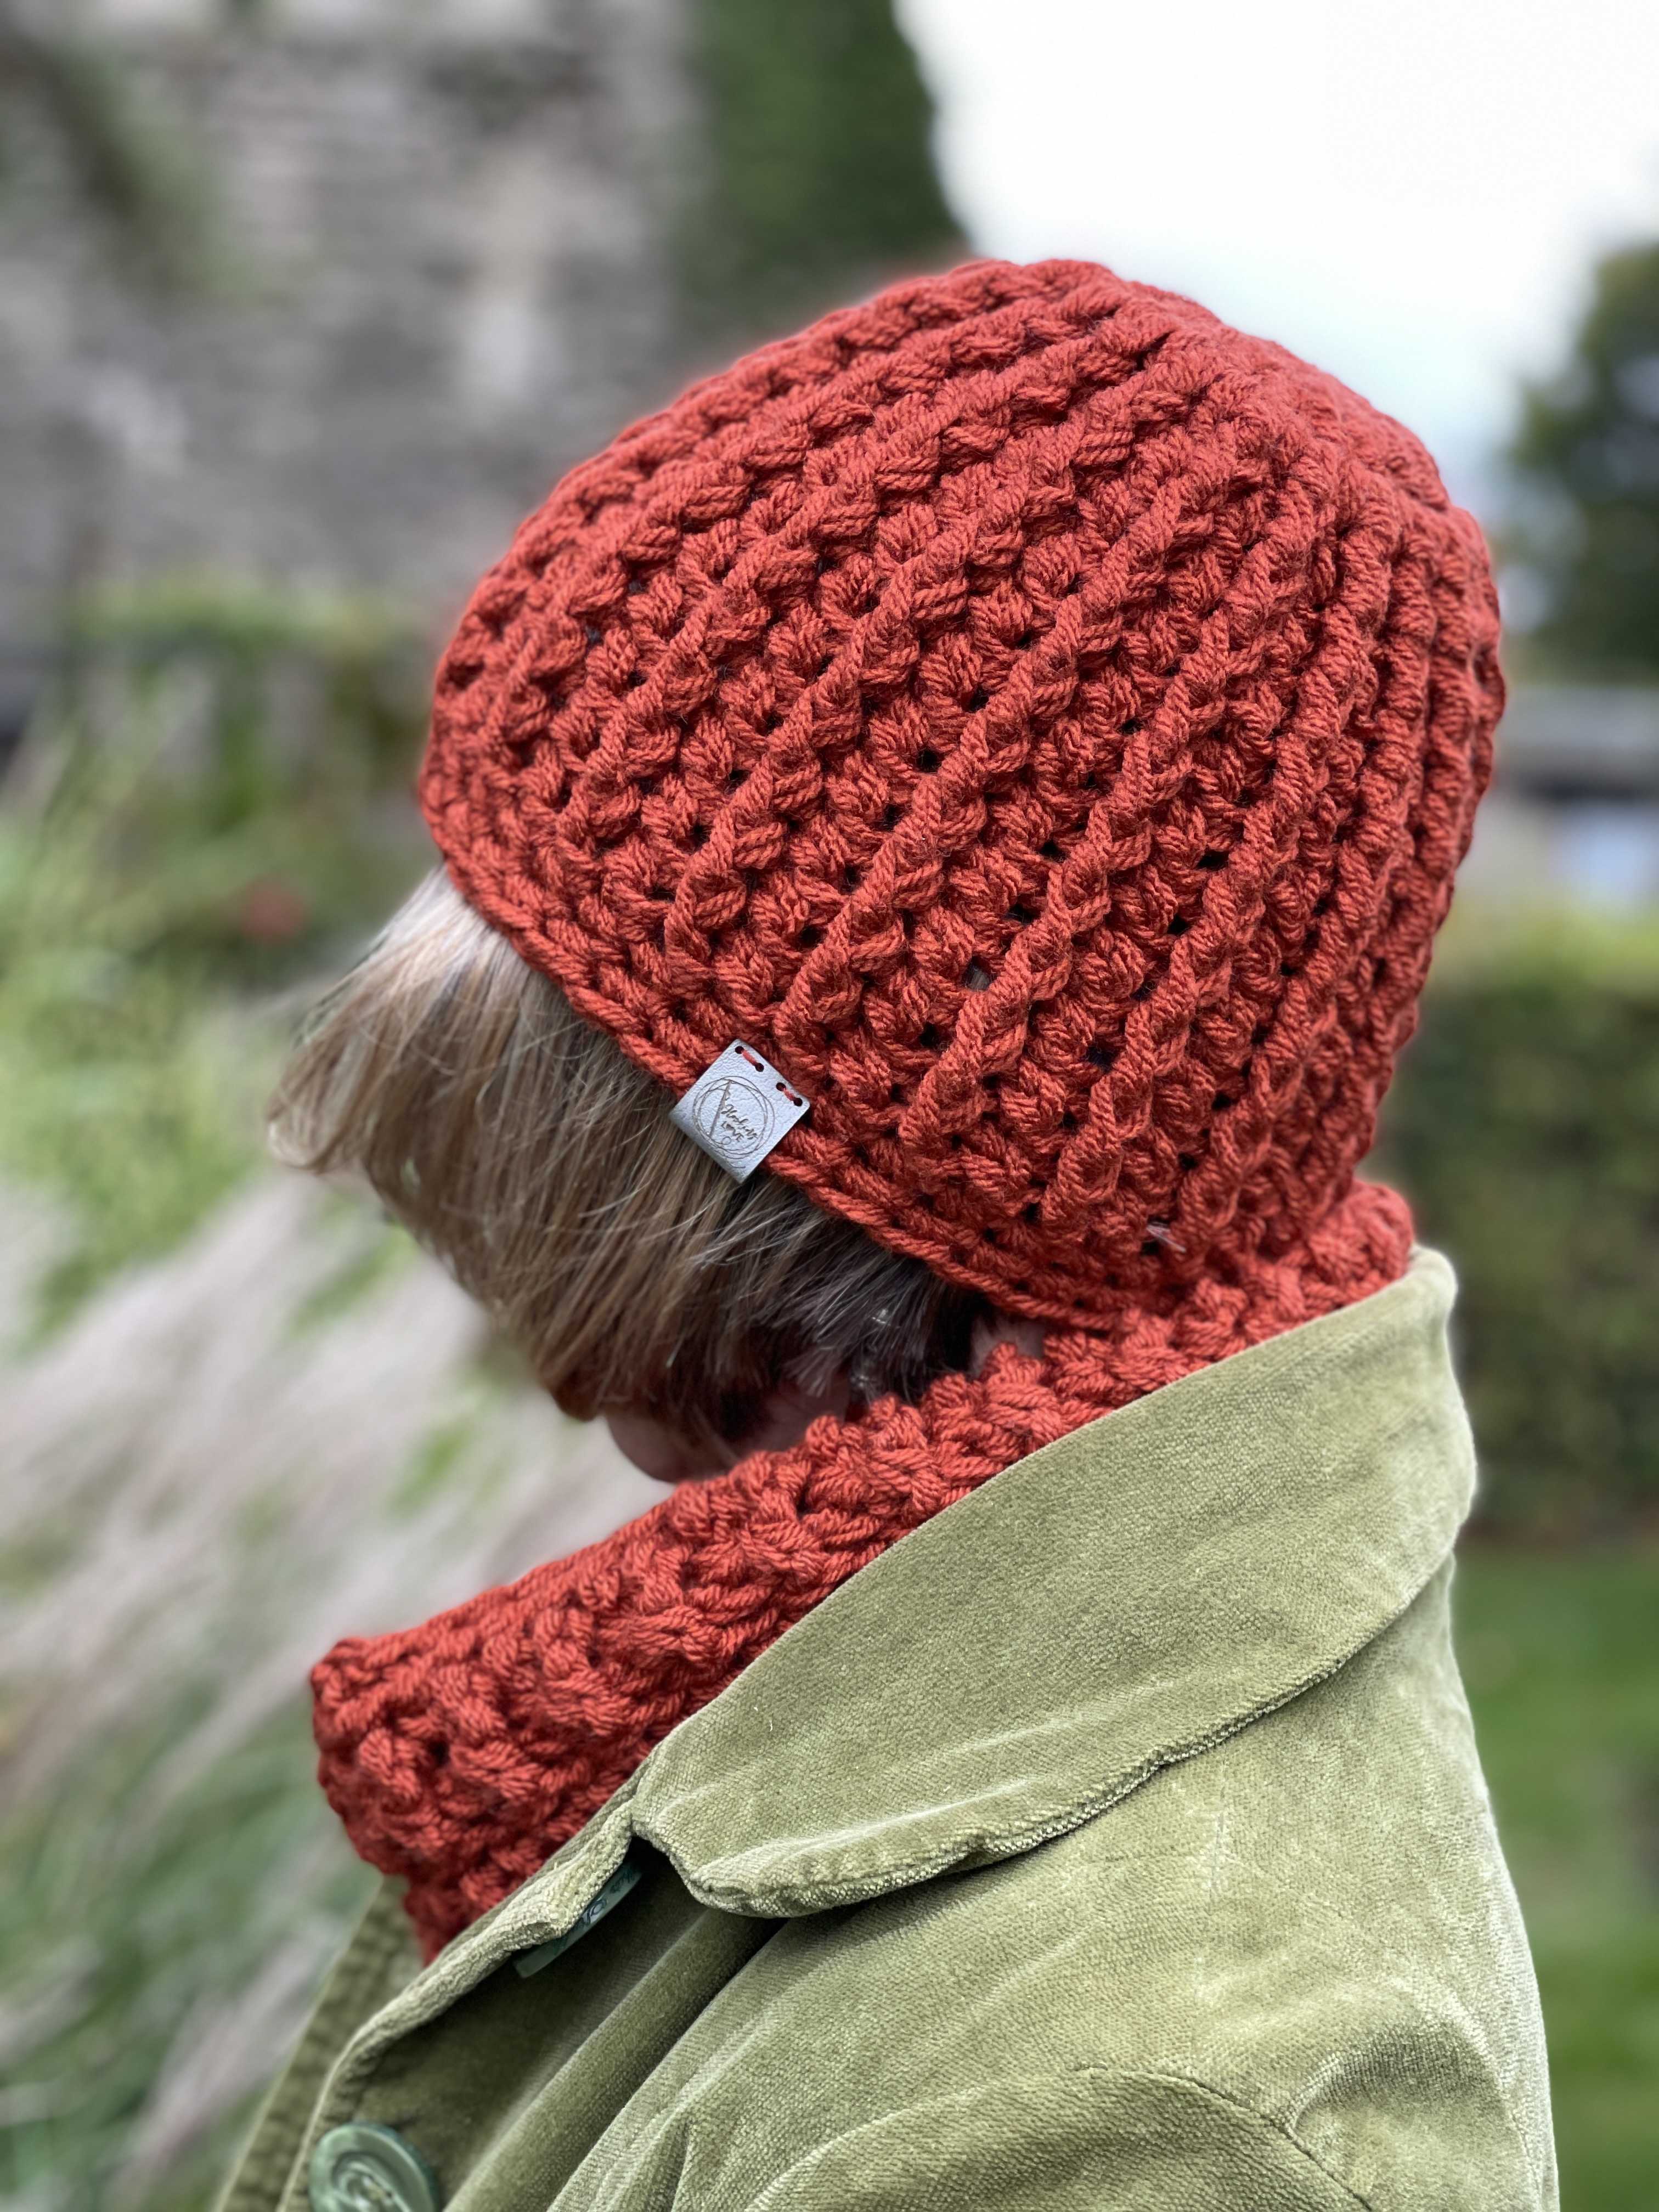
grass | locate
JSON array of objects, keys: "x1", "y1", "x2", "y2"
[
  {"x1": 1455, "y1": 1547, "x2": 1659, "y2": 2205},
  {"x1": 0, "y1": 1699, "x2": 368, "y2": 2212}
]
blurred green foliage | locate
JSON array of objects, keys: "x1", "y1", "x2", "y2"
[
  {"x1": 1509, "y1": 235, "x2": 1659, "y2": 676},
  {"x1": 0, "y1": 577, "x2": 429, "y2": 1324},
  {"x1": 0, "y1": 1697, "x2": 370, "y2": 2212},
  {"x1": 1376, "y1": 910, "x2": 1659, "y2": 1541},
  {"x1": 683, "y1": 0, "x2": 961, "y2": 337},
  {"x1": 1456, "y1": 1551, "x2": 1659, "y2": 2206},
  {"x1": 0, "y1": 13, "x2": 212, "y2": 292}
]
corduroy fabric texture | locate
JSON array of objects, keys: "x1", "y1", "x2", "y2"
[
  {"x1": 419, "y1": 256, "x2": 1500, "y2": 1327},
  {"x1": 315, "y1": 259, "x2": 1501, "y2": 1962}
]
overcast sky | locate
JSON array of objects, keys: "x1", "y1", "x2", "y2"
[{"x1": 896, "y1": 0, "x2": 1659, "y2": 511}]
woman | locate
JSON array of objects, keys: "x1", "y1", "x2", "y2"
[{"x1": 227, "y1": 259, "x2": 1554, "y2": 2212}]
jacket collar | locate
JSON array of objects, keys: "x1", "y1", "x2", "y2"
[
  {"x1": 626, "y1": 1245, "x2": 1470, "y2": 1915},
  {"x1": 450, "y1": 1248, "x2": 1469, "y2": 1978}
]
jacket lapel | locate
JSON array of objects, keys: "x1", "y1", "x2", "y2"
[{"x1": 629, "y1": 1248, "x2": 1470, "y2": 1915}]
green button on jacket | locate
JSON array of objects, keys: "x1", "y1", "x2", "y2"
[
  {"x1": 309, "y1": 2124, "x2": 441, "y2": 2212},
  {"x1": 217, "y1": 1251, "x2": 1556, "y2": 2212}
]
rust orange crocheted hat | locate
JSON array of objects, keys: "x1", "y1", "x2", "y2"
[{"x1": 419, "y1": 257, "x2": 1501, "y2": 1328}]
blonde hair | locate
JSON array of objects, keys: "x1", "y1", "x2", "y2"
[{"x1": 268, "y1": 870, "x2": 979, "y2": 1456}]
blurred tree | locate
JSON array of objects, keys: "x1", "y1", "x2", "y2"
[
  {"x1": 0, "y1": 1, "x2": 209, "y2": 292},
  {"x1": 682, "y1": 0, "x2": 962, "y2": 338},
  {"x1": 1509, "y1": 237, "x2": 1659, "y2": 676}
]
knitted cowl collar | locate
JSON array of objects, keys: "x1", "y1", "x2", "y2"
[{"x1": 311, "y1": 1178, "x2": 1410, "y2": 1962}]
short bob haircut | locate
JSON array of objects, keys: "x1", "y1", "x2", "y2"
[{"x1": 268, "y1": 869, "x2": 984, "y2": 1462}]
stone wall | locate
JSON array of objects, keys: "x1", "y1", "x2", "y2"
[{"x1": 0, "y1": 0, "x2": 693, "y2": 672}]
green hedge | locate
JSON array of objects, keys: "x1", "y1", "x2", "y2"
[
  {"x1": 1454, "y1": 1551, "x2": 1659, "y2": 2205},
  {"x1": 1376, "y1": 911, "x2": 1659, "y2": 1541}
]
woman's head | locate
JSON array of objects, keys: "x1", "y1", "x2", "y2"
[
  {"x1": 269, "y1": 866, "x2": 986, "y2": 1477},
  {"x1": 274, "y1": 258, "x2": 1500, "y2": 1465}
]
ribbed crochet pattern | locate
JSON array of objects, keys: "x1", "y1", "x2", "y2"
[
  {"x1": 316, "y1": 260, "x2": 1500, "y2": 1958},
  {"x1": 420, "y1": 257, "x2": 1499, "y2": 1326}
]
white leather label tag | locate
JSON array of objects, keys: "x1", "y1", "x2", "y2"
[{"x1": 669, "y1": 1040, "x2": 810, "y2": 1181}]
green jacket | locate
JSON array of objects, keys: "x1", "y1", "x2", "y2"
[{"x1": 220, "y1": 1249, "x2": 1555, "y2": 2212}]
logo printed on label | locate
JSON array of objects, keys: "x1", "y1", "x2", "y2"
[
  {"x1": 670, "y1": 1042, "x2": 810, "y2": 1181},
  {"x1": 691, "y1": 1073, "x2": 775, "y2": 1158}
]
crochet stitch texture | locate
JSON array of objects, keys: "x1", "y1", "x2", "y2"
[
  {"x1": 317, "y1": 261, "x2": 1502, "y2": 1957},
  {"x1": 420, "y1": 257, "x2": 1500, "y2": 1327}
]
